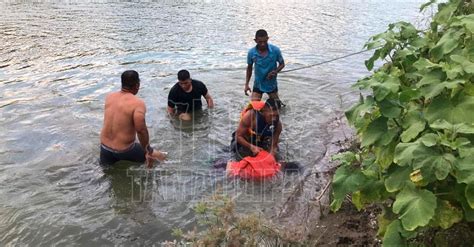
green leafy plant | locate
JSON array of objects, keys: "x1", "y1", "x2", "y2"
[{"x1": 331, "y1": 0, "x2": 474, "y2": 245}]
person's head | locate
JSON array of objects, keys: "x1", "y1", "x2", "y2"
[
  {"x1": 177, "y1": 69, "x2": 192, "y2": 91},
  {"x1": 121, "y1": 70, "x2": 140, "y2": 94},
  {"x1": 261, "y1": 98, "x2": 279, "y2": 123},
  {"x1": 254, "y1": 29, "x2": 269, "y2": 50}
]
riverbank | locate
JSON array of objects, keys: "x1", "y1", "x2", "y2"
[{"x1": 273, "y1": 114, "x2": 380, "y2": 245}]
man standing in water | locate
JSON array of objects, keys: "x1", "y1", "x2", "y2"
[
  {"x1": 245, "y1": 29, "x2": 285, "y2": 103},
  {"x1": 167, "y1": 69, "x2": 214, "y2": 121},
  {"x1": 100, "y1": 70, "x2": 166, "y2": 167}
]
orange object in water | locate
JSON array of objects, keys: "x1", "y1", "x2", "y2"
[
  {"x1": 240, "y1": 101, "x2": 266, "y2": 119},
  {"x1": 227, "y1": 150, "x2": 281, "y2": 179}
]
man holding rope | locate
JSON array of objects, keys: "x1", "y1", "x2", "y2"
[{"x1": 245, "y1": 29, "x2": 285, "y2": 105}]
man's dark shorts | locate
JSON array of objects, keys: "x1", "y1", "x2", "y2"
[
  {"x1": 100, "y1": 143, "x2": 145, "y2": 165},
  {"x1": 252, "y1": 86, "x2": 278, "y2": 95}
]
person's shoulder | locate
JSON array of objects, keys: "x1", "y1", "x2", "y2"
[
  {"x1": 269, "y1": 43, "x2": 281, "y2": 52},
  {"x1": 192, "y1": 79, "x2": 205, "y2": 86},
  {"x1": 248, "y1": 46, "x2": 257, "y2": 54},
  {"x1": 242, "y1": 108, "x2": 255, "y2": 121},
  {"x1": 169, "y1": 83, "x2": 180, "y2": 93},
  {"x1": 133, "y1": 96, "x2": 146, "y2": 110}
]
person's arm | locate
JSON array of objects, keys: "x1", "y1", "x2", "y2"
[
  {"x1": 267, "y1": 48, "x2": 285, "y2": 79},
  {"x1": 133, "y1": 101, "x2": 150, "y2": 152},
  {"x1": 236, "y1": 111, "x2": 262, "y2": 155},
  {"x1": 204, "y1": 93, "x2": 214, "y2": 108},
  {"x1": 245, "y1": 64, "x2": 253, "y2": 95},
  {"x1": 167, "y1": 90, "x2": 177, "y2": 116},
  {"x1": 167, "y1": 106, "x2": 176, "y2": 115},
  {"x1": 134, "y1": 101, "x2": 167, "y2": 167},
  {"x1": 270, "y1": 121, "x2": 282, "y2": 157}
]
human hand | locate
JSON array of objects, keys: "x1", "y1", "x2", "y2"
[
  {"x1": 266, "y1": 70, "x2": 277, "y2": 80},
  {"x1": 250, "y1": 145, "x2": 263, "y2": 156},
  {"x1": 244, "y1": 85, "x2": 251, "y2": 96},
  {"x1": 146, "y1": 150, "x2": 167, "y2": 168}
]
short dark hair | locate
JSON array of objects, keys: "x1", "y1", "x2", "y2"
[
  {"x1": 255, "y1": 29, "x2": 268, "y2": 38},
  {"x1": 264, "y1": 98, "x2": 279, "y2": 110},
  {"x1": 177, "y1": 69, "x2": 190, "y2": 81},
  {"x1": 121, "y1": 70, "x2": 140, "y2": 89}
]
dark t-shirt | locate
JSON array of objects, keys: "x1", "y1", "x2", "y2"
[{"x1": 167, "y1": 79, "x2": 208, "y2": 113}]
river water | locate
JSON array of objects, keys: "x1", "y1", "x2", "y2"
[{"x1": 0, "y1": 0, "x2": 426, "y2": 245}]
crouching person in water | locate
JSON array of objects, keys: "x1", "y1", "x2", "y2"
[
  {"x1": 231, "y1": 98, "x2": 282, "y2": 160},
  {"x1": 100, "y1": 70, "x2": 166, "y2": 167}
]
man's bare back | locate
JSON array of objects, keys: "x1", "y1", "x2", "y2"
[
  {"x1": 99, "y1": 70, "x2": 166, "y2": 166},
  {"x1": 100, "y1": 91, "x2": 146, "y2": 151}
]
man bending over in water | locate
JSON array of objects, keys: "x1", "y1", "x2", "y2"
[
  {"x1": 100, "y1": 70, "x2": 166, "y2": 167},
  {"x1": 231, "y1": 98, "x2": 282, "y2": 160}
]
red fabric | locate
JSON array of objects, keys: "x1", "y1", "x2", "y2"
[{"x1": 227, "y1": 151, "x2": 281, "y2": 179}]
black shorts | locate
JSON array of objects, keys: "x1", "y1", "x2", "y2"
[
  {"x1": 252, "y1": 86, "x2": 278, "y2": 94},
  {"x1": 100, "y1": 143, "x2": 146, "y2": 165}
]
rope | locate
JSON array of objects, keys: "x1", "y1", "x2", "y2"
[{"x1": 279, "y1": 48, "x2": 374, "y2": 73}]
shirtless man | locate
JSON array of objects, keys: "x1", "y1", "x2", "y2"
[
  {"x1": 231, "y1": 98, "x2": 282, "y2": 160},
  {"x1": 100, "y1": 70, "x2": 166, "y2": 167}
]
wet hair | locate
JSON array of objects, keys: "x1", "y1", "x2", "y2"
[
  {"x1": 264, "y1": 98, "x2": 279, "y2": 110},
  {"x1": 177, "y1": 69, "x2": 190, "y2": 81},
  {"x1": 121, "y1": 70, "x2": 140, "y2": 89},
  {"x1": 255, "y1": 29, "x2": 268, "y2": 38}
]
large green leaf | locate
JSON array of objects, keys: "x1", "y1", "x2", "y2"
[
  {"x1": 430, "y1": 119, "x2": 474, "y2": 134},
  {"x1": 352, "y1": 180, "x2": 387, "y2": 211},
  {"x1": 442, "y1": 62, "x2": 464, "y2": 79},
  {"x1": 466, "y1": 183, "x2": 474, "y2": 209},
  {"x1": 399, "y1": 88, "x2": 422, "y2": 103},
  {"x1": 452, "y1": 14, "x2": 474, "y2": 33},
  {"x1": 331, "y1": 166, "x2": 368, "y2": 211},
  {"x1": 455, "y1": 183, "x2": 474, "y2": 221},
  {"x1": 459, "y1": 146, "x2": 474, "y2": 158},
  {"x1": 375, "y1": 142, "x2": 396, "y2": 170},
  {"x1": 378, "y1": 127, "x2": 399, "y2": 146},
  {"x1": 394, "y1": 142, "x2": 425, "y2": 166},
  {"x1": 400, "y1": 120, "x2": 425, "y2": 142},
  {"x1": 385, "y1": 165, "x2": 412, "y2": 192},
  {"x1": 434, "y1": 0, "x2": 460, "y2": 24},
  {"x1": 416, "y1": 70, "x2": 444, "y2": 87},
  {"x1": 413, "y1": 58, "x2": 442, "y2": 72},
  {"x1": 374, "y1": 76, "x2": 401, "y2": 101},
  {"x1": 420, "y1": 79, "x2": 465, "y2": 99},
  {"x1": 417, "y1": 153, "x2": 456, "y2": 181},
  {"x1": 454, "y1": 156, "x2": 474, "y2": 208},
  {"x1": 393, "y1": 185, "x2": 437, "y2": 231},
  {"x1": 379, "y1": 99, "x2": 402, "y2": 118},
  {"x1": 419, "y1": 133, "x2": 439, "y2": 147},
  {"x1": 430, "y1": 200, "x2": 463, "y2": 229},
  {"x1": 361, "y1": 117, "x2": 388, "y2": 147},
  {"x1": 345, "y1": 96, "x2": 375, "y2": 129},
  {"x1": 382, "y1": 220, "x2": 406, "y2": 246},
  {"x1": 430, "y1": 29, "x2": 463, "y2": 61},
  {"x1": 451, "y1": 54, "x2": 474, "y2": 74},
  {"x1": 425, "y1": 94, "x2": 474, "y2": 124},
  {"x1": 454, "y1": 156, "x2": 474, "y2": 184}
]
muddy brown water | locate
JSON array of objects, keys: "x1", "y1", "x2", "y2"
[{"x1": 0, "y1": 1, "x2": 426, "y2": 244}]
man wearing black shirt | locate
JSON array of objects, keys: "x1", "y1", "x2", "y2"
[{"x1": 167, "y1": 70, "x2": 214, "y2": 121}]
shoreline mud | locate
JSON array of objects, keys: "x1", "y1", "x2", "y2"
[{"x1": 274, "y1": 114, "x2": 380, "y2": 245}]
